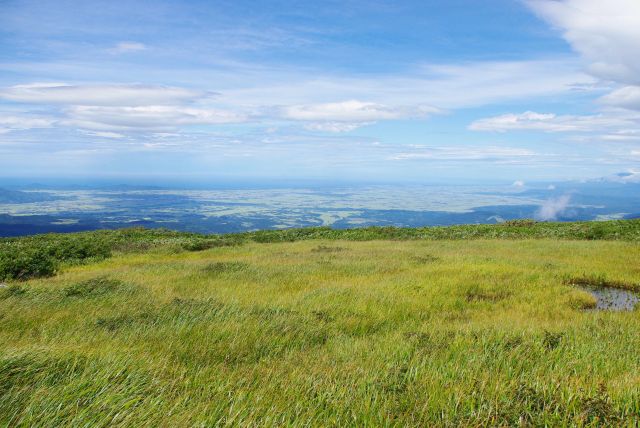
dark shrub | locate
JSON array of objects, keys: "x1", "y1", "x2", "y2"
[
  {"x1": 0, "y1": 247, "x2": 56, "y2": 281},
  {"x1": 39, "y1": 235, "x2": 112, "y2": 262},
  {"x1": 0, "y1": 234, "x2": 111, "y2": 281},
  {"x1": 182, "y1": 239, "x2": 214, "y2": 251}
]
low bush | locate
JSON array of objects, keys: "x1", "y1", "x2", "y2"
[
  {"x1": 0, "y1": 246, "x2": 56, "y2": 280},
  {"x1": 0, "y1": 234, "x2": 112, "y2": 281}
]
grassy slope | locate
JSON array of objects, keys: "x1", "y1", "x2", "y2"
[{"x1": 1, "y1": 222, "x2": 640, "y2": 425}]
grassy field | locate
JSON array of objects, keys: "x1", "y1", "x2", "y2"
[{"x1": 1, "y1": 222, "x2": 640, "y2": 426}]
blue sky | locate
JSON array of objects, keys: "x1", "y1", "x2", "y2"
[{"x1": 1, "y1": 0, "x2": 639, "y2": 184}]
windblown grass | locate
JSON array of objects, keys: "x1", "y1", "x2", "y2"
[{"x1": 1, "y1": 235, "x2": 639, "y2": 426}]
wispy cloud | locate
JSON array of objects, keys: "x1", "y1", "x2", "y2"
[
  {"x1": 279, "y1": 100, "x2": 440, "y2": 132},
  {"x1": 107, "y1": 41, "x2": 147, "y2": 54},
  {"x1": 0, "y1": 114, "x2": 56, "y2": 133},
  {"x1": 0, "y1": 56, "x2": 595, "y2": 139},
  {"x1": 600, "y1": 86, "x2": 640, "y2": 111},
  {"x1": 216, "y1": 59, "x2": 593, "y2": 110},
  {"x1": 303, "y1": 122, "x2": 373, "y2": 133},
  {"x1": 469, "y1": 111, "x2": 640, "y2": 134},
  {"x1": 0, "y1": 83, "x2": 203, "y2": 106},
  {"x1": 64, "y1": 105, "x2": 247, "y2": 131},
  {"x1": 535, "y1": 194, "x2": 571, "y2": 220},
  {"x1": 79, "y1": 130, "x2": 126, "y2": 139},
  {"x1": 390, "y1": 146, "x2": 536, "y2": 162},
  {"x1": 281, "y1": 100, "x2": 440, "y2": 122}
]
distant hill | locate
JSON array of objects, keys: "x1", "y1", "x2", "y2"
[
  {"x1": 593, "y1": 170, "x2": 640, "y2": 184},
  {"x1": 0, "y1": 188, "x2": 59, "y2": 203}
]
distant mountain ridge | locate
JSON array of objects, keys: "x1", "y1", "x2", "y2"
[
  {"x1": 592, "y1": 171, "x2": 640, "y2": 184},
  {"x1": 0, "y1": 188, "x2": 59, "y2": 204}
]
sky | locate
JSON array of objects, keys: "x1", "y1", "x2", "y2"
[{"x1": 1, "y1": 0, "x2": 639, "y2": 184}]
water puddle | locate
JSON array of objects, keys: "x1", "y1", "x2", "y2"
[{"x1": 578, "y1": 286, "x2": 639, "y2": 311}]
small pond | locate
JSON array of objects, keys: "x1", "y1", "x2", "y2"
[{"x1": 578, "y1": 286, "x2": 639, "y2": 311}]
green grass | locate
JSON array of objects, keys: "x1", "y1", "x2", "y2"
[
  {"x1": 2, "y1": 219, "x2": 640, "y2": 281},
  {"x1": 1, "y1": 222, "x2": 640, "y2": 425}
]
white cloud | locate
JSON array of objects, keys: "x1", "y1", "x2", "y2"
[
  {"x1": 64, "y1": 105, "x2": 247, "y2": 131},
  {"x1": 304, "y1": 122, "x2": 373, "y2": 133},
  {"x1": 527, "y1": 0, "x2": 640, "y2": 85},
  {"x1": 108, "y1": 42, "x2": 147, "y2": 54},
  {"x1": 470, "y1": 111, "x2": 557, "y2": 132},
  {"x1": 391, "y1": 146, "x2": 535, "y2": 162},
  {"x1": 0, "y1": 83, "x2": 202, "y2": 106},
  {"x1": 418, "y1": 60, "x2": 594, "y2": 108},
  {"x1": 512, "y1": 180, "x2": 526, "y2": 188},
  {"x1": 599, "y1": 129, "x2": 640, "y2": 141},
  {"x1": 0, "y1": 55, "x2": 598, "y2": 138},
  {"x1": 0, "y1": 114, "x2": 55, "y2": 133},
  {"x1": 526, "y1": 0, "x2": 640, "y2": 127},
  {"x1": 469, "y1": 110, "x2": 640, "y2": 134},
  {"x1": 281, "y1": 100, "x2": 439, "y2": 122},
  {"x1": 0, "y1": 56, "x2": 595, "y2": 139},
  {"x1": 600, "y1": 86, "x2": 640, "y2": 111},
  {"x1": 280, "y1": 100, "x2": 439, "y2": 132},
  {"x1": 80, "y1": 130, "x2": 126, "y2": 139},
  {"x1": 536, "y1": 194, "x2": 571, "y2": 220}
]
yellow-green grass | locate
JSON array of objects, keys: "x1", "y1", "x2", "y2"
[{"x1": 2, "y1": 239, "x2": 640, "y2": 426}]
